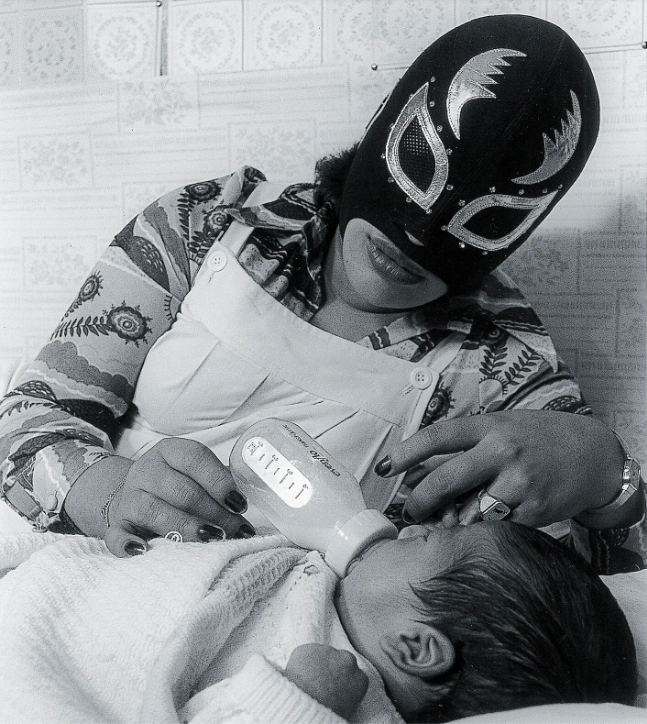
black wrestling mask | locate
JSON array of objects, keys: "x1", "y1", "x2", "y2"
[{"x1": 339, "y1": 14, "x2": 600, "y2": 291}]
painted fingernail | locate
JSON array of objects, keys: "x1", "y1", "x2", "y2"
[
  {"x1": 224, "y1": 490, "x2": 248, "y2": 514},
  {"x1": 374, "y1": 457, "x2": 391, "y2": 476},
  {"x1": 235, "y1": 523, "x2": 256, "y2": 539},
  {"x1": 198, "y1": 524, "x2": 226, "y2": 542},
  {"x1": 402, "y1": 509, "x2": 416, "y2": 525},
  {"x1": 124, "y1": 540, "x2": 147, "y2": 556}
]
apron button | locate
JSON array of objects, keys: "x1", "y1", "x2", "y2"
[
  {"x1": 208, "y1": 251, "x2": 227, "y2": 271},
  {"x1": 410, "y1": 367, "x2": 433, "y2": 389}
]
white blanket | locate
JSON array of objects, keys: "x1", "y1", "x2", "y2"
[{"x1": 0, "y1": 532, "x2": 401, "y2": 724}]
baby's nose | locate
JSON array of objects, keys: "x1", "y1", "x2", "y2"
[{"x1": 398, "y1": 525, "x2": 428, "y2": 540}]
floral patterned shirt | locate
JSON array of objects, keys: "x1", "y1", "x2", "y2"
[{"x1": 0, "y1": 167, "x2": 644, "y2": 574}]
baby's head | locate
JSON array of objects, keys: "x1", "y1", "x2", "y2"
[{"x1": 335, "y1": 521, "x2": 637, "y2": 722}]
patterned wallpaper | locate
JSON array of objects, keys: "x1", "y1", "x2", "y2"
[{"x1": 0, "y1": 0, "x2": 646, "y2": 461}]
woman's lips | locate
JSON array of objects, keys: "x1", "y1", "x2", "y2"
[{"x1": 367, "y1": 241, "x2": 425, "y2": 285}]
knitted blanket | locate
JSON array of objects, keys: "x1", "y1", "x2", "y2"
[{"x1": 0, "y1": 533, "x2": 402, "y2": 724}]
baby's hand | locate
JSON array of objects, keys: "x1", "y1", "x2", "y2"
[{"x1": 284, "y1": 643, "x2": 369, "y2": 720}]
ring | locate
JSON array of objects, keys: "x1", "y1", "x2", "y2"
[
  {"x1": 478, "y1": 490, "x2": 512, "y2": 522},
  {"x1": 164, "y1": 531, "x2": 183, "y2": 543}
]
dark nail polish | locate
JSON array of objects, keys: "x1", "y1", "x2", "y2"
[
  {"x1": 198, "y1": 524, "x2": 226, "y2": 542},
  {"x1": 374, "y1": 457, "x2": 391, "y2": 477},
  {"x1": 224, "y1": 490, "x2": 248, "y2": 514},
  {"x1": 124, "y1": 540, "x2": 147, "y2": 556},
  {"x1": 235, "y1": 523, "x2": 256, "y2": 539},
  {"x1": 402, "y1": 509, "x2": 416, "y2": 525}
]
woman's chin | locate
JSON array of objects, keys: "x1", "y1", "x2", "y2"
[{"x1": 352, "y1": 277, "x2": 441, "y2": 312}]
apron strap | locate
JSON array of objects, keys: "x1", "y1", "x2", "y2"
[
  {"x1": 403, "y1": 331, "x2": 467, "y2": 439},
  {"x1": 213, "y1": 186, "x2": 468, "y2": 514},
  {"x1": 360, "y1": 331, "x2": 467, "y2": 512},
  {"x1": 221, "y1": 181, "x2": 289, "y2": 257}
]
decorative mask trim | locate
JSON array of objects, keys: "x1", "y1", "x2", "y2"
[
  {"x1": 447, "y1": 190, "x2": 558, "y2": 251},
  {"x1": 513, "y1": 91, "x2": 582, "y2": 185},
  {"x1": 447, "y1": 48, "x2": 527, "y2": 140},
  {"x1": 405, "y1": 229, "x2": 425, "y2": 247},
  {"x1": 386, "y1": 83, "x2": 449, "y2": 211}
]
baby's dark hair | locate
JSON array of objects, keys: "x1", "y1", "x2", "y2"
[{"x1": 407, "y1": 522, "x2": 637, "y2": 723}]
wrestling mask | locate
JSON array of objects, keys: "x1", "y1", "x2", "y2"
[{"x1": 339, "y1": 14, "x2": 600, "y2": 291}]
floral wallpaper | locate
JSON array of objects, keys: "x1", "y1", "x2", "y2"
[
  {"x1": 88, "y1": 3, "x2": 158, "y2": 80},
  {"x1": 0, "y1": 0, "x2": 645, "y2": 461}
]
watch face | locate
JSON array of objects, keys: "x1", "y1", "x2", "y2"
[{"x1": 627, "y1": 458, "x2": 642, "y2": 488}]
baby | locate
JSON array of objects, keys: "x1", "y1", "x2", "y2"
[
  {"x1": 284, "y1": 521, "x2": 637, "y2": 722},
  {"x1": 0, "y1": 517, "x2": 636, "y2": 724}
]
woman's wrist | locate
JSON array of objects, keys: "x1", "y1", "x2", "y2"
[
  {"x1": 574, "y1": 481, "x2": 644, "y2": 530},
  {"x1": 63, "y1": 455, "x2": 133, "y2": 538},
  {"x1": 574, "y1": 430, "x2": 644, "y2": 530}
]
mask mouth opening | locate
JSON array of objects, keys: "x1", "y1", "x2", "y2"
[{"x1": 387, "y1": 218, "x2": 434, "y2": 267}]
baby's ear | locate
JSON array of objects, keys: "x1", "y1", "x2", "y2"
[{"x1": 379, "y1": 623, "x2": 455, "y2": 679}]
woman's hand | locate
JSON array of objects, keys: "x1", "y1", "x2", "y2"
[
  {"x1": 284, "y1": 643, "x2": 368, "y2": 720},
  {"x1": 376, "y1": 411, "x2": 643, "y2": 530},
  {"x1": 64, "y1": 438, "x2": 254, "y2": 556}
]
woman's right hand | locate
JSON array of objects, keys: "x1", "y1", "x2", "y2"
[{"x1": 63, "y1": 438, "x2": 254, "y2": 557}]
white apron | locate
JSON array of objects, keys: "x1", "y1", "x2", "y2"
[{"x1": 115, "y1": 182, "x2": 466, "y2": 512}]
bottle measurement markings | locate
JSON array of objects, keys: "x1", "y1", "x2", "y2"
[{"x1": 241, "y1": 437, "x2": 313, "y2": 508}]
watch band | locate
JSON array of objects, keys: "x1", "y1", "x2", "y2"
[{"x1": 585, "y1": 431, "x2": 641, "y2": 515}]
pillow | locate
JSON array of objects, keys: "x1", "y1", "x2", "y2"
[
  {"x1": 603, "y1": 569, "x2": 647, "y2": 707},
  {"x1": 456, "y1": 702, "x2": 646, "y2": 723}
]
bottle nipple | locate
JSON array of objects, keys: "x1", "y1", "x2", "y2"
[{"x1": 324, "y1": 508, "x2": 398, "y2": 578}]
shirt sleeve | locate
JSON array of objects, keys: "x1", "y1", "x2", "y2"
[
  {"x1": 475, "y1": 332, "x2": 647, "y2": 574},
  {"x1": 566, "y1": 486, "x2": 647, "y2": 575},
  {"x1": 0, "y1": 171, "x2": 248, "y2": 531}
]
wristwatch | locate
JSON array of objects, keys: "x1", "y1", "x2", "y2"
[{"x1": 586, "y1": 431, "x2": 641, "y2": 515}]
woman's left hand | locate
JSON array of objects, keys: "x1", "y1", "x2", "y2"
[{"x1": 376, "y1": 411, "x2": 641, "y2": 529}]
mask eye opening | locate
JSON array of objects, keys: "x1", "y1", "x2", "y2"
[
  {"x1": 385, "y1": 83, "x2": 449, "y2": 212},
  {"x1": 398, "y1": 115, "x2": 437, "y2": 191},
  {"x1": 463, "y1": 205, "x2": 533, "y2": 240},
  {"x1": 447, "y1": 191, "x2": 558, "y2": 251}
]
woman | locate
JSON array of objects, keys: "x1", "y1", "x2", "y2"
[{"x1": 0, "y1": 15, "x2": 644, "y2": 572}]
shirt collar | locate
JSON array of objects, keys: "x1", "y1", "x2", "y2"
[
  {"x1": 386, "y1": 271, "x2": 559, "y2": 371},
  {"x1": 235, "y1": 175, "x2": 559, "y2": 372}
]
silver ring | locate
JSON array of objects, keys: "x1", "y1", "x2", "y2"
[
  {"x1": 164, "y1": 531, "x2": 183, "y2": 543},
  {"x1": 478, "y1": 490, "x2": 512, "y2": 522}
]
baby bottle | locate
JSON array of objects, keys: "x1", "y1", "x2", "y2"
[{"x1": 229, "y1": 418, "x2": 397, "y2": 577}]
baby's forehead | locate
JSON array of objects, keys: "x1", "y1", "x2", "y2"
[{"x1": 440, "y1": 522, "x2": 504, "y2": 562}]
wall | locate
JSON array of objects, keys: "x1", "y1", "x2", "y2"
[{"x1": 0, "y1": 0, "x2": 646, "y2": 463}]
